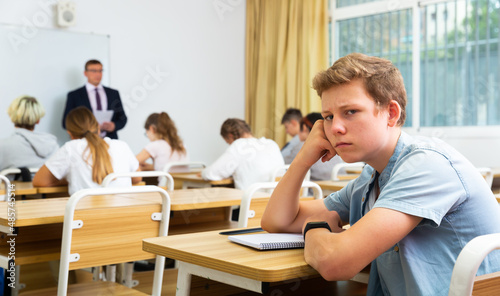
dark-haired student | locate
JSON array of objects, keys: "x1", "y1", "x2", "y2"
[
  {"x1": 280, "y1": 108, "x2": 303, "y2": 164},
  {"x1": 261, "y1": 53, "x2": 500, "y2": 295},
  {"x1": 202, "y1": 118, "x2": 284, "y2": 191}
]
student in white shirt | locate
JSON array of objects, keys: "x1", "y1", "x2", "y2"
[
  {"x1": 202, "y1": 118, "x2": 285, "y2": 191},
  {"x1": 33, "y1": 107, "x2": 140, "y2": 195},
  {"x1": 136, "y1": 112, "x2": 189, "y2": 174}
]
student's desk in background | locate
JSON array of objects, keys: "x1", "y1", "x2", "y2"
[
  {"x1": 0, "y1": 181, "x2": 38, "y2": 196},
  {"x1": 313, "y1": 180, "x2": 350, "y2": 196},
  {"x1": 171, "y1": 173, "x2": 234, "y2": 189},
  {"x1": 1, "y1": 181, "x2": 150, "y2": 198}
]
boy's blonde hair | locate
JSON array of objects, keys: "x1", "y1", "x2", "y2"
[
  {"x1": 8, "y1": 96, "x2": 46, "y2": 129},
  {"x1": 312, "y1": 53, "x2": 407, "y2": 126}
]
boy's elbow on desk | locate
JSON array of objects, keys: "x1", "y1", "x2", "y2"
[
  {"x1": 260, "y1": 211, "x2": 289, "y2": 233},
  {"x1": 305, "y1": 245, "x2": 358, "y2": 281}
]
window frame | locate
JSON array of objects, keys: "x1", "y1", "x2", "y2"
[{"x1": 330, "y1": 0, "x2": 500, "y2": 138}]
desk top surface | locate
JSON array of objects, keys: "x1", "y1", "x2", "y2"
[
  {"x1": 313, "y1": 180, "x2": 350, "y2": 191},
  {"x1": 143, "y1": 229, "x2": 318, "y2": 282},
  {"x1": 172, "y1": 173, "x2": 234, "y2": 185},
  {"x1": 0, "y1": 181, "x2": 38, "y2": 195},
  {"x1": 0, "y1": 187, "x2": 249, "y2": 227},
  {"x1": 1, "y1": 181, "x2": 150, "y2": 195}
]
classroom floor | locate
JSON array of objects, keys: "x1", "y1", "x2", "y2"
[{"x1": 17, "y1": 262, "x2": 368, "y2": 295}]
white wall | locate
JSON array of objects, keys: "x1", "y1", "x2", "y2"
[
  {"x1": 405, "y1": 127, "x2": 500, "y2": 168},
  {"x1": 0, "y1": 0, "x2": 246, "y2": 164}
]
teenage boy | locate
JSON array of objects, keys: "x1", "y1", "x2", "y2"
[
  {"x1": 281, "y1": 108, "x2": 303, "y2": 164},
  {"x1": 261, "y1": 53, "x2": 500, "y2": 295}
]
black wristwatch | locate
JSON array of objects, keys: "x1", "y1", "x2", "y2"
[{"x1": 303, "y1": 221, "x2": 332, "y2": 239}]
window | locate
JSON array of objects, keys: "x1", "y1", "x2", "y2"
[{"x1": 331, "y1": 0, "x2": 500, "y2": 128}]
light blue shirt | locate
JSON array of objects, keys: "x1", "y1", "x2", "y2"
[
  {"x1": 324, "y1": 132, "x2": 500, "y2": 295},
  {"x1": 281, "y1": 135, "x2": 303, "y2": 164}
]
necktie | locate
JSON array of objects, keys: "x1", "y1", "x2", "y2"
[{"x1": 95, "y1": 88, "x2": 102, "y2": 110}]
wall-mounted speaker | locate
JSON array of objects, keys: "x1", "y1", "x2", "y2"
[{"x1": 57, "y1": 1, "x2": 76, "y2": 27}]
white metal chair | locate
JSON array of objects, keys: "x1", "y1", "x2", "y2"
[
  {"x1": 237, "y1": 181, "x2": 323, "y2": 228},
  {"x1": 0, "y1": 167, "x2": 39, "y2": 181},
  {"x1": 477, "y1": 167, "x2": 494, "y2": 189},
  {"x1": 449, "y1": 233, "x2": 500, "y2": 296},
  {"x1": 331, "y1": 162, "x2": 364, "y2": 181},
  {"x1": 102, "y1": 171, "x2": 174, "y2": 191},
  {"x1": 270, "y1": 165, "x2": 311, "y2": 182},
  {"x1": 21, "y1": 186, "x2": 171, "y2": 296},
  {"x1": 0, "y1": 174, "x2": 11, "y2": 202}
]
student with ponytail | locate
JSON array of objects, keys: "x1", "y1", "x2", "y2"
[
  {"x1": 33, "y1": 107, "x2": 140, "y2": 195},
  {"x1": 136, "y1": 112, "x2": 189, "y2": 173}
]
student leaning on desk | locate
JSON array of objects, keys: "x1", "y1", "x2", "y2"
[
  {"x1": 33, "y1": 107, "x2": 141, "y2": 195},
  {"x1": 261, "y1": 53, "x2": 500, "y2": 295}
]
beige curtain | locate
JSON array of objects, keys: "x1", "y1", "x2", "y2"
[{"x1": 245, "y1": 0, "x2": 329, "y2": 148}]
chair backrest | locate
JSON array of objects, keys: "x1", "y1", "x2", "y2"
[
  {"x1": 0, "y1": 167, "x2": 39, "y2": 181},
  {"x1": 0, "y1": 175, "x2": 11, "y2": 202},
  {"x1": 270, "y1": 165, "x2": 311, "y2": 182},
  {"x1": 238, "y1": 181, "x2": 323, "y2": 228},
  {"x1": 331, "y1": 162, "x2": 364, "y2": 181},
  {"x1": 101, "y1": 171, "x2": 174, "y2": 191},
  {"x1": 58, "y1": 186, "x2": 171, "y2": 296},
  {"x1": 477, "y1": 167, "x2": 494, "y2": 189},
  {"x1": 449, "y1": 233, "x2": 500, "y2": 296}
]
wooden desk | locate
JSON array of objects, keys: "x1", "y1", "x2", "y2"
[
  {"x1": 493, "y1": 168, "x2": 500, "y2": 179},
  {"x1": 336, "y1": 174, "x2": 359, "y2": 181},
  {"x1": 124, "y1": 188, "x2": 269, "y2": 233},
  {"x1": 313, "y1": 180, "x2": 350, "y2": 196},
  {"x1": 0, "y1": 188, "x2": 252, "y2": 265},
  {"x1": 0, "y1": 181, "x2": 38, "y2": 196},
  {"x1": 172, "y1": 173, "x2": 234, "y2": 189},
  {"x1": 143, "y1": 229, "x2": 320, "y2": 295},
  {"x1": 2, "y1": 181, "x2": 155, "y2": 197},
  {"x1": 345, "y1": 168, "x2": 362, "y2": 174},
  {"x1": 0, "y1": 188, "x2": 252, "y2": 294},
  {"x1": 495, "y1": 193, "x2": 500, "y2": 204}
]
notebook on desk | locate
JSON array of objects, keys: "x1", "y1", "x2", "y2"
[{"x1": 228, "y1": 233, "x2": 304, "y2": 250}]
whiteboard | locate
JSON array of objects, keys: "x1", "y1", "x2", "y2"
[{"x1": 0, "y1": 24, "x2": 110, "y2": 145}]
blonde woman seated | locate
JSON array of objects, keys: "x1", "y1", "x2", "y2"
[
  {"x1": 0, "y1": 96, "x2": 58, "y2": 172},
  {"x1": 33, "y1": 107, "x2": 140, "y2": 195},
  {"x1": 202, "y1": 118, "x2": 285, "y2": 191}
]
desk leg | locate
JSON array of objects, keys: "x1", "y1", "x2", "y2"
[
  {"x1": 176, "y1": 261, "x2": 264, "y2": 295},
  {"x1": 176, "y1": 262, "x2": 192, "y2": 296}
]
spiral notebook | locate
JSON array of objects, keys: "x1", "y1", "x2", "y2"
[{"x1": 228, "y1": 233, "x2": 304, "y2": 250}]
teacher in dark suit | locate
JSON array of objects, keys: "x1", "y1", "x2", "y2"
[{"x1": 62, "y1": 59, "x2": 127, "y2": 139}]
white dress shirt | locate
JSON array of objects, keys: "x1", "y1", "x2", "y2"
[{"x1": 85, "y1": 82, "x2": 108, "y2": 112}]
